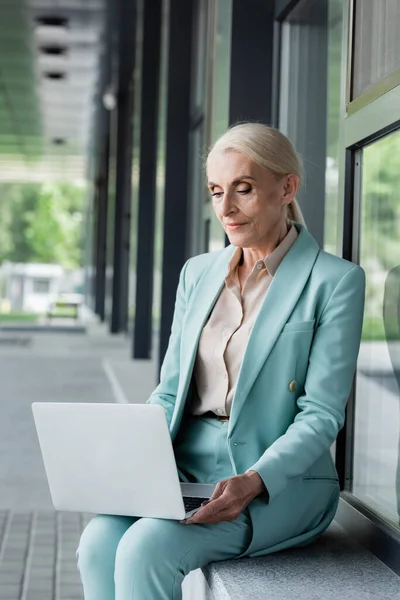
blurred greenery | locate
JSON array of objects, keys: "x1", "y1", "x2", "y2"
[
  {"x1": 0, "y1": 182, "x2": 85, "y2": 269},
  {"x1": 360, "y1": 133, "x2": 400, "y2": 341},
  {"x1": 362, "y1": 134, "x2": 400, "y2": 270},
  {"x1": 362, "y1": 315, "x2": 387, "y2": 342},
  {"x1": 0, "y1": 311, "x2": 39, "y2": 322},
  {"x1": 47, "y1": 307, "x2": 78, "y2": 318}
]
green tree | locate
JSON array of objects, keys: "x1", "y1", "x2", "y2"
[{"x1": 0, "y1": 182, "x2": 85, "y2": 268}]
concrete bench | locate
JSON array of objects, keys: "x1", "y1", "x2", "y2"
[{"x1": 185, "y1": 522, "x2": 400, "y2": 599}]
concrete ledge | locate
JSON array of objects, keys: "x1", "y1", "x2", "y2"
[{"x1": 202, "y1": 522, "x2": 400, "y2": 599}]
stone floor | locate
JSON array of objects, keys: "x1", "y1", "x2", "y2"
[{"x1": 0, "y1": 509, "x2": 92, "y2": 600}]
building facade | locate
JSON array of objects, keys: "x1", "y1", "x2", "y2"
[{"x1": 85, "y1": 0, "x2": 400, "y2": 572}]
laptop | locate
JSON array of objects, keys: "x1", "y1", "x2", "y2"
[{"x1": 31, "y1": 402, "x2": 215, "y2": 520}]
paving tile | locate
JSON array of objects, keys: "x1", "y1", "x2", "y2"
[
  {"x1": 0, "y1": 584, "x2": 21, "y2": 596},
  {"x1": 58, "y1": 583, "x2": 83, "y2": 594},
  {"x1": 30, "y1": 548, "x2": 56, "y2": 558},
  {"x1": 58, "y1": 576, "x2": 82, "y2": 587},
  {"x1": 25, "y1": 592, "x2": 53, "y2": 600},
  {"x1": 0, "y1": 562, "x2": 25, "y2": 574},
  {"x1": 34, "y1": 537, "x2": 56, "y2": 545},
  {"x1": 58, "y1": 564, "x2": 79, "y2": 574},
  {"x1": 26, "y1": 580, "x2": 54, "y2": 592},
  {"x1": 5, "y1": 531, "x2": 30, "y2": 539},
  {"x1": 10, "y1": 515, "x2": 31, "y2": 523},
  {"x1": 29, "y1": 567, "x2": 54, "y2": 577},
  {"x1": 5, "y1": 540, "x2": 29, "y2": 550},
  {"x1": 30, "y1": 558, "x2": 55, "y2": 568},
  {"x1": 0, "y1": 572, "x2": 23, "y2": 585},
  {"x1": 2, "y1": 549, "x2": 27, "y2": 562}
]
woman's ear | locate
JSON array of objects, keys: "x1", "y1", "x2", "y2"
[{"x1": 283, "y1": 174, "x2": 299, "y2": 201}]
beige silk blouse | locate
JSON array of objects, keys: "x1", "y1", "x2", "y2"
[{"x1": 190, "y1": 223, "x2": 299, "y2": 417}]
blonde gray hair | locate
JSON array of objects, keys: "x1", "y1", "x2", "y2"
[{"x1": 206, "y1": 122, "x2": 306, "y2": 227}]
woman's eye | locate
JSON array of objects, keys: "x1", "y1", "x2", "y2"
[
  {"x1": 211, "y1": 191, "x2": 223, "y2": 198},
  {"x1": 237, "y1": 188, "x2": 251, "y2": 195}
]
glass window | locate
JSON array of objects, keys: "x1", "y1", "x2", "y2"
[
  {"x1": 353, "y1": 129, "x2": 400, "y2": 530},
  {"x1": 210, "y1": 0, "x2": 232, "y2": 144},
  {"x1": 190, "y1": 0, "x2": 208, "y2": 113},
  {"x1": 279, "y1": 0, "x2": 343, "y2": 253},
  {"x1": 324, "y1": 0, "x2": 343, "y2": 255},
  {"x1": 187, "y1": 0, "x2": 210, "y2": 257},
  {"x1": 33, "y1": 278, "x2": 50, "y2": 294},
  {"x1": 352, "y1": 0, "x2": 400, "y2": 100},
  {"x1": 207, "y1": 0, "x2": 233, "y2": 252}
]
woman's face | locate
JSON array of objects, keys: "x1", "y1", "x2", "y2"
[{"x1": 207, "y1": 150, "x2": 299, "y2": 249}]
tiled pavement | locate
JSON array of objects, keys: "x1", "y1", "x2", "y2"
[
  {"x1": 0, "y1": 324, "x2": 157, "y2": 600},
  {"x1": 0, "y1": 509, "x2": 93, "y2": 600}
]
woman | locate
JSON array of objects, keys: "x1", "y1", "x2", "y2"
[{"x1": 76, "y1": 123, "x2": 366, "y2": 599}]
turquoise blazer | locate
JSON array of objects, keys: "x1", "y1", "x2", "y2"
[{"x1": 147, "y1": 221, "x2": 366, "y2": 556}]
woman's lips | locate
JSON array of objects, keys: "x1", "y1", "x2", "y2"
[{"x1": 226, "y1": 223, "x2": 246, "y2": 231}]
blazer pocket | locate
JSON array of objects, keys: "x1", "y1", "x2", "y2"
[
  {"x1": 302, "y1": 476, "x2": 339, "y2": 486},
  {"x1": 281, "y1": 319, "x2": 315, "y2": 333}
]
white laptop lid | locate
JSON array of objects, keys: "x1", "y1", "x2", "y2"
[{"x1": 31, "y1": 402, "x2": 186, "y2": 520}]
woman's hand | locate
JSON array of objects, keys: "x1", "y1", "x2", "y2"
[{"x1": 184, "y1": 471, "x2": 266, "y2": 525}]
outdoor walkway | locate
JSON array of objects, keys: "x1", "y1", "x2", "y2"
[
  {"x1": 2, "y1": 324, "x2": 400, "y2": 600},
  {"x1": 0, "y1": 323, "x2": 157, "y2": 600}
]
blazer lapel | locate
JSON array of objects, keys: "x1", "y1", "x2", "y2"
[
  {"x1": 229, "y1": 223, "x2": 320, "y2": 433},
  {"x1": 170, "y1": 244, "x2": 236, "y2": 434}
]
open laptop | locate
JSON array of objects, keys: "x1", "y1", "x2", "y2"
[{"x1": 31, "y1": 402, "x2": 215, "y2": 520}]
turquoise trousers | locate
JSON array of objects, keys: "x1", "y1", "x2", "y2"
[{"x1": 76, "y1": 416, "x2": 252, "y2": 600}]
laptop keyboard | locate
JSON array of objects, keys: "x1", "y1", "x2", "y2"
[{"x1": 183, "y1": 496, "x2": 206, "y2": 512}]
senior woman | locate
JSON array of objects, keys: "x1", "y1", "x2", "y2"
[{"x1": 76, "y1": 123, "x2": 365, "y2": 599}]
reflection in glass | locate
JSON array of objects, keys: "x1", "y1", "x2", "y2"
[
  {"x1": 210, "y1": 0, "x2": 232, "y2": 144},
  {"x1": 279, "y1": 0, "x2": 343, "y2": 253},
  {"x1": 187, "y1": 0, "x2": 210, "y2": 257},
  {"x1": 323, "y1": 0, "x2": 342, "y2": 255},
  {"x1": 352, "y1": 0, "x2": 400, "y2": 100},
  {"x1": 207, "y1": 0, "x2": 232, "y2": 252},
  {"x1": 353, "y1": 130, "x2": 400, "y2": 529}
]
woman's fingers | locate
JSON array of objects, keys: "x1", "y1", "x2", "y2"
[
  {"x1": 185, "y1": 493, "x2": 238, "y2": 524},
  {"x1": 186, "y1": 505, "x2": 238, "y2": 525},
  {"x1": 209, "y1": 480, "x2": 225, "y2": 501},
  {"x1": 184, "y1": 477, "x2": 249, "y2": 524}
]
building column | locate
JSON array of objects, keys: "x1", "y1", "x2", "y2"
[
  {"x1": 94, "y1": 126, "x2": 110, "y2": 321},
  {"x1": 158, "y1": 0, "x2": 194, "y2": 370},
  {"x1": 229, "y1": 0, "x2": 274, "y2": 124},
  {"x1": 133, "y1": 0, "x2": 162, "y2": 359},
  {"x1": 109, "y1": 0, "x2": 136, "y2": 333}
]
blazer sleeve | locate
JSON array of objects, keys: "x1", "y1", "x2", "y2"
[
  {"x1": 146, "y1": 258, "x2": 191, "y2": 427},
  {"x1": 247, "y1": 264, "x2": 366, "y2": 502}
]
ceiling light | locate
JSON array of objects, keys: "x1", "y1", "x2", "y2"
[
  {"x1": 36, "y1": 16, "x2": 69, "y2": 27},
  {"x1": 44, "y1": 72, "x2": 66, "y2": 80},
  {"x1": 40, "y1": 45, "x2": 68, "y2": 56}
]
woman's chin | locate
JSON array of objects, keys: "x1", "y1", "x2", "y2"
[{"x1": 225, "y1": 230, "x2": 249, "y2": 246}]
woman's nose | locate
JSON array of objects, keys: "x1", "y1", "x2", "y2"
[{"x1": 220, "y1": 192, "x2": 236, "y2": 216}]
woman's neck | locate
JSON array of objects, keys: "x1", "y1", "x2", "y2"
[{"x1": 240, "y1": 220, "x2": 290, "y2": 271}]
